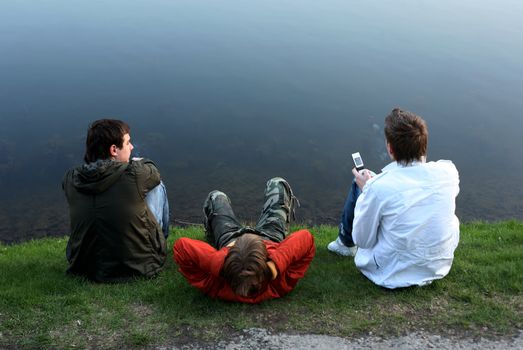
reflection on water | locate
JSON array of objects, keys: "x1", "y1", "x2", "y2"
[{"x1": 1, "y1": 0, "x2": 523, "y2": 242}]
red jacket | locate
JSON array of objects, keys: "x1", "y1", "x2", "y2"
[{"x1": 173, "y1": 229, "x2": 315, "y2": 303}]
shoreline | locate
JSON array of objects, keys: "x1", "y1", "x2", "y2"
[{"x1": 2, "y1": 219, "x2": 522, "y2": 245}]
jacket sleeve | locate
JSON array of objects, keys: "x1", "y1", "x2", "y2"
[
  {"x1": 268, "y1": 230, "x2": 315, "y2": 293},
  {"x1": 173, "y1": 238, "x2": 229, "y2": 295},
  {"x1": 131, "y1": 158, "x2": 161, "y2": 198},
  {"x1": 352, "y1": 185, "x2": 382, "y2": 248}
]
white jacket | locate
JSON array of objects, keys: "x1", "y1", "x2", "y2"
[{"x1": 353, "y1": 160, "x2": 460, "y2": 288}]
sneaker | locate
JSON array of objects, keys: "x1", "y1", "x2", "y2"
[
  {"x1": 202, "y1": 190, "x2": 230, "y2": 236},
  {"x1": 263, "y1": 177, "x2": 300, "y2": 226},
  {"x1": 277, "y1": 177, "x2": 300, "y2": 222},
  {"x1": 327, "y1": 237, "x2": 358, "y2": 257}
]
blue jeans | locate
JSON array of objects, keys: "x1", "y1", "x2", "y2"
[
  {"x1": 146, "y1": 181, "x2": 170, "y2": 238},
  {"x1": 338, "y1": 179, "x2": 361, "y2": 247}
]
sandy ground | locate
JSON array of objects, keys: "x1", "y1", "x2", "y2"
[{"x1": 162, "y1": 328, "x2": 523, "y2": 350}]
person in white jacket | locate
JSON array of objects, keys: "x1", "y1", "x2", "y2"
[{"x1": 328, "y1": 108, "x2": 460, "y2": 289}]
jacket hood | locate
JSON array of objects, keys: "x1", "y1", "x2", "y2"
[{"x1": 72, "y1": 159, "x2": 128, "y2": 194}]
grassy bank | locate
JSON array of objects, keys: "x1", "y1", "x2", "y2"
[{"x1": 1, "y1": 221, "x2": 522, "y2": 349}]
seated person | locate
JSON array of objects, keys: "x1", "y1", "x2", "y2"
[
  {"x1": 173, "y1": 177, "x2": 315, "y2": 303},
  {"x1": 63, "y1": 119, "x2": 169, "y2": 282},
  {"x1": 328, "y1": 108, "x2": 460, "y2": 289}
]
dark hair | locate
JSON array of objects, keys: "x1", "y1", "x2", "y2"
[
  {"x1": 222, "y1": 234, "x2": 272, "y2": 298},
  {"x1": 384, "y1": 108, "x2": 428, "y2": 165},
  {"x1": 84, "y1": 119, "x2": 130, "y2": 163}
]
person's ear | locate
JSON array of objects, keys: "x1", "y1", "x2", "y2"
[
  {"x1": 109, "y1": 144, "x2": 118, "y2": 158},
  {"x1": 386, "y1": 141, "x2": 395, "y2": 160}
]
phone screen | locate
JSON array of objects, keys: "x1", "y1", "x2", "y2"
[{"x1": 354, "y1": 156, "x2": 363, "y2": 167}]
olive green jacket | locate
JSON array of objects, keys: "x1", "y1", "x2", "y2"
[{"x1": 63, "y1": 158, "x2": 166, "y2": 282}]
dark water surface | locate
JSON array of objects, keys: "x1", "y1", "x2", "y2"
[{"x1": 1, "y1": 1, "x2": 522, "y2": 242}]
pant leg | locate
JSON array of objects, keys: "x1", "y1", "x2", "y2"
[
  {"x1": 338, "y1": 179, "x2": 361, "y2": 247},
  {"x1": 145, "y1": 181, "x2": 170, "y2": 238},
  {"x1": 254, "y1": 177, "x2": 298, "y2": 243},
  {"x1": 203, "y1": 190, "x2": 244, "y2": 249}
]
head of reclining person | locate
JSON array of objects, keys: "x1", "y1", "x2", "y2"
[{"x1": 221, "y1": 234, "x2": 273, "y2": 298}]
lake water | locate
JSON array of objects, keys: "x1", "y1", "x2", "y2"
[{"x1": 1, "y1": 1, "x2": 522, "y2": 243}]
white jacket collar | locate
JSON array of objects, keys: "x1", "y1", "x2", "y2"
[{"x1": 382, "y1": 160, "x2": 425, "y2": 172}]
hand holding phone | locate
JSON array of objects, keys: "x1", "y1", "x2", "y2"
[
  {"x1": 352, "y1": 167, "x2": 373, "y2": 190},
  {"x1": 351, "y1": 152, "x2": 373, "y2": 189}
]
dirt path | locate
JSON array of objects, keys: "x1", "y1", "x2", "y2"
[{"x1": 164, "y1": 328, "x2": 523, "y2": 350}]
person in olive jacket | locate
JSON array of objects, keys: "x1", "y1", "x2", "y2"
[{"x1": 63, "y1": 119, "x2": 169, "y2": 282}]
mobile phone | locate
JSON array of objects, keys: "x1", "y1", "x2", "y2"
[{"x1": 351, "y1": 152, "x2": 365, "y2": 171}]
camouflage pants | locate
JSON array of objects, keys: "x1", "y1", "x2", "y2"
[{"x1": 203, "y1": 177, "x2": 299, "y2": 249}]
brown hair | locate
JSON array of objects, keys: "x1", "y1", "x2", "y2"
[
  {"x1": 384, "y1": 108, "x2": 428, "y2": 165},
  {"x1": 222, "y1": 234, "x2": 272, "y2": 298},
  {"x1": 84, "y1": 119, "x2": 130, "y2": 163}
]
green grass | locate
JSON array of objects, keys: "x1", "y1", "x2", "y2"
[{"x1": 1, "y1": 221, "x2": 522, "y2": 349}]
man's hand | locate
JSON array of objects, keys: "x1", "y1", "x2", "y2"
[
  {"x1": 267, "y1": 261, "x2": 278, "y2": 280},
  {"x1": 352, "y1": 168, "x2": 373, "y2": 190}
]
